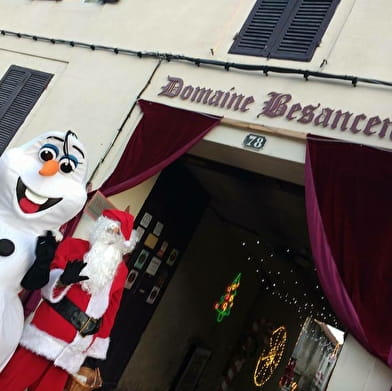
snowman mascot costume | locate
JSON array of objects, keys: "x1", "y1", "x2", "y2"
[{"x1": 0, "y1": 130, "x2": 88, "y2": 372}]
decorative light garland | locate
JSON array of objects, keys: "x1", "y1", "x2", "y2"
[
  {"x1": 1, "y1": 29, "x2": 392, "y2": 88},
  {"x1": 239, "y1": 238, "x2": 341, "y2": 328}
]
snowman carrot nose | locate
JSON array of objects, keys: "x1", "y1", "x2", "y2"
[{"x1": 39, "y1": 159, "x2": 60, "y2": 176}]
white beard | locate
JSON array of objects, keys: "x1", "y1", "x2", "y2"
[{"x1": 81, "y1": 240, "x2": 123, "y2": 295}]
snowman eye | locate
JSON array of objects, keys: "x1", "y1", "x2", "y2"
[
  {"x1": 59, "y1": 155, "x2": 78, "y2": 174},
  {"x1": 39, "y1": 144, "x2": 59, "y2": 162}
]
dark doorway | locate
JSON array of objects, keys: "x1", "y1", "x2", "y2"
[{"x1": 100, "y1": 160, "x2": 209, "y2": 390}]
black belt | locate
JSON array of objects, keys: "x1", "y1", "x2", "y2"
[{"x1": 48, "y1": 296, "x2": 102, "y2": 337}]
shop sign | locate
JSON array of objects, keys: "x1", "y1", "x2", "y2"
[{"x1": 159, "y1": 76, "x2": 392, "y2": 141}]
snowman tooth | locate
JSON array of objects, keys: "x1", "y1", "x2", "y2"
[{"x1": 25, "y1": 187, "x2": 48, "y2": 205}]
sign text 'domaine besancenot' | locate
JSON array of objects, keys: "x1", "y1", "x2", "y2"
[{"x1": 159, "y1": 76, "x2": 392, "y2": 141}]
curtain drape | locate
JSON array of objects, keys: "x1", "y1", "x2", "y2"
[
  {"x1": 305, "y1": 134, "x2": 392, "y2": 367},
  {"x1": 100, "y1": 99, "x2": 221, "y2": 196}
]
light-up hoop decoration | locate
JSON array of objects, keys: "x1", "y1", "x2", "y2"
[{"x1": 253, "y1": 325, "x2": 287, "y2": 387}]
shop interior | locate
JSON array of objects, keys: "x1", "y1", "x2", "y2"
[{"x1": 101, "y1": 154, "x2": 346, "y2": 391}]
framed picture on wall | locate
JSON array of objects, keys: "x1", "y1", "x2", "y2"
[
  {"x1": 84, "y1": 191, "x2": 116, "y2": 220},
  {"x1": 157, "y1": 241, "x2": 169, "y2": 257},
  {"x1": 145, "y1": 256, "x2": 162, "y2": 276},
  {"x1": 124, "y1": 269, "x2": 139, "y2": 290},
  {"x1": 134, "y1": 249, "x2": 150, "y2": 270},
  {"x1": 144, "y1": 233, "x2": 159, "y2": 250},
  {"x1": 136, "y1": 226, "x2": 146, "y2": 241},
  {"x1": 167, "y1": 248, "x2": 180, "y2": 266},
  {"x1": 146, "y1": 286, "x2": 160, "y2": 304},
  {"x1": 140, "y1": 212, "x2": 153, "y2": 228},
  {"x1": 153, "y1": 221, "x2": 164, "y2": 236},
  {"x1": 172, "y1": 346, "x2": 212, "y2": 391}
]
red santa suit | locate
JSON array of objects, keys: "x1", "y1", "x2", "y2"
[{"x1": 0, "y1": 209, "x2": 135, "y2": 391}]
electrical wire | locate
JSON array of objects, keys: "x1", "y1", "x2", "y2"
[{"x1": 1, "y1": 29, "x2": 392, "y2": 89}]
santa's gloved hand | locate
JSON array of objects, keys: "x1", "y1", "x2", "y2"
[
  {"x1": 59, "y1": 260, "x2": 89, "y2": 286},
  {"x1": 82, "y1": 356, "x2": 103, "y2": 370},
  {"x1": 21, "y1": 231, "x2": 58, "y2": 290}
]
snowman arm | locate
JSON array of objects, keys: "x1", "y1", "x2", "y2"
[
  {"x1": 21, "y1": 231, "x2": 59, "y2": 290},
  {"x1": 21, "y1": 263, "x2": 50, "y2": 290}
]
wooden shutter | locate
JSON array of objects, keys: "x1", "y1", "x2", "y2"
[
  {"x1": 229, "y1": 0, "x2": 340, "y2": 61},
  {"x1": 229, "y1": 0, "x2": 290, "y2": 57},
  {"x1": 0, "y1": 65, "x2": 53, "y2": 154},
  {"x1": 272, "y1": 0, "x2": 340, "y2": 60}
]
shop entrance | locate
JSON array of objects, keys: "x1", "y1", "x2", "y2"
[{"x1": 100, "y1": 154, "x2": 344, "y2": 391}]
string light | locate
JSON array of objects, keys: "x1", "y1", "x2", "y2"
[
  {"x1": 1, "y1": 29, "x2": 390, "y2": 88},
  {"x1": 238, "y1": 237, "x2": 340, "y2": 328}
]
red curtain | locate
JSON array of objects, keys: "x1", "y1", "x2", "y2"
[
  {"x1": 305, "y1": 134, "x2": 392, "y2": 367},
  {"x1": 100, "y1": 99, "x2": 221, "y2": 196}
]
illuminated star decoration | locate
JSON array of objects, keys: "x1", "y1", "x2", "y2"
[{"x1": 214, "y1": 272, "x2": 241, "y2": 322}]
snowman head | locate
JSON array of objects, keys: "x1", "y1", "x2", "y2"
[{"x1": 0, "y1": 130, "x2": 88, "y2": 234}]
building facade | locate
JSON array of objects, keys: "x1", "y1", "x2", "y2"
[{"x1": 0, "y1": 1, "x2": 391, "y2": 390}]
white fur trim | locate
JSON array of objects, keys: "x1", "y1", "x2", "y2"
[
  {"x1": 20, "y1": 323, "x2": 68, "y2": 360},
  {"x1": 52, "y1": 229, "x2": 63, "y2": 242},
  {"x1": 56, "y1": 333, "x2": 94, "y2": 374},
  {"x1": 20, "y1": 324, "x2": 93, "y2": 375},
  {"x1": 41, "y1": 269, "x2": 71, "y2": 303},
  {"x1": 85, "y1": 283, "x2": 111, "y2": 319},
  {"x1": 124, "y1": 229, "x2": 139, "y2": 253},
  {"x1": 87, "y1": 337, "x2": 110, "y2": 359}
]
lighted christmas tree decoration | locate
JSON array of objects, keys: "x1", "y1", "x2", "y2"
[{"x1": 214, "y1": 272, "x2": 242, "y2": 322}]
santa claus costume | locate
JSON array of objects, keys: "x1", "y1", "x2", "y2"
[{"x1": 0, "y1": 209, "x2": 137, "y2": 391}]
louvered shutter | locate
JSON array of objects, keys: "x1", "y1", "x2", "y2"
[
  {"x1": 271, "y1": 0, "x2": 340, "y2": 60},
  {"x1": 0, "y1": 65, "x2": 53, "y2": 154},
  {"x1": 229, "y1": 0, "x2": 291, "y2": 57},
  {"x1": 229, "y1": 0, "x2": 340, "y2": 61}
]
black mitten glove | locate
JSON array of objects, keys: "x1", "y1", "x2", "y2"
[
  {"x1": 82, "y1": 356, "x2": 103, "y2": 369},
  {"x1": 21, "y1": 231, "x2": 58, "y2": 290},
  {"x1": 59, "y1": 260, "x2": 89, "y2": 286}
]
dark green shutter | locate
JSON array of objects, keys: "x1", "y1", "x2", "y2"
[
  {"x1": 0, "y1": 65, "x2": 53, "y2": 154},
  {"x1": 229, "y1": 0, "x2": 340, "y2": 61}
]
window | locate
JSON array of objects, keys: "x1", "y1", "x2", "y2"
[
  {"x1": 229, "y1": 0, "x2": 340, "y2": 61},
  {"x1": 0, "y1": 65, "x2": 53, "y2": 155}
]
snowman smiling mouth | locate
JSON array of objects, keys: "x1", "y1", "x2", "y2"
[{"x1": 16, "y1": 178, "x2": 62, "y2": 214}]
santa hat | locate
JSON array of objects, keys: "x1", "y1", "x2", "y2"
[{"x1": 102, "y1": 209, "x2": 138, "y2": 251}]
